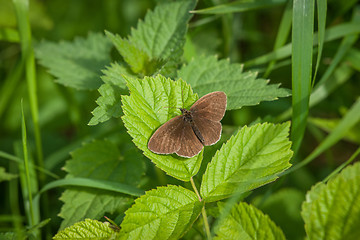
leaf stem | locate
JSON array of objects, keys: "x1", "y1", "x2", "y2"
[
  {"x1": 190, "y1": 177, "x2": 212, "y2": 239},
  {"x1": 190, "y1": 177, "x2": 202, "y2": 201}
]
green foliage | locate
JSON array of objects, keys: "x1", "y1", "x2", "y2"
[
  {"x1": 214, "y1": 202, "x2": 286, "y2": 239},
  {"x1": 2, "y1": 0, "x2": 360, "y2": 239},
  {"x1": 119, "y1": 185, "x2": 204, "y2": 239},
  {"x1": 201, "y1": 122, "x2": 293, "y2": 202},
  {"x1": 301, "y1": 162, "x2": 360, "y2": 240},
  {"x1": 177, "y1": 55, "x2": 291, "y2": 110},
  {"x1": 59, "y1": 139, "x2": 145, "y2": 229},
  {"x1": 35, "y1": 32, "x2": 113, "y2": 90},
  {"x1": 53, "y1": 218, "x2": 119, "y2": 239}
]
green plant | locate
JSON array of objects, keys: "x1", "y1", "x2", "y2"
[{"x1": 1, "y1": 0, "x2": 360, "y2": 239}]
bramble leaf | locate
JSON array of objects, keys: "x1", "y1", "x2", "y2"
[
  {"x1": 54, "y1": 219, "x2": 119, "y2": 239},
  {"x1": 88, "y1": 62, "x2": 131, "y2": 125},
  {"x1": 35, "y1": 32, "x2": 112, "y2": 90},
  {"x1": 200, "y1": 122, "x2": 292, "y2": 202},
  {"x1": 59, "y1": 139, "x2": 145, "y2": 229},
  {"x1": 301, "y1": 162, "x2": 360, "y2": 240},
  {"x1": 214, "y1": 202, "x2": 286, "y2": 240},
  {"x1": 121, "y1": 75, "x2": 203, "y2": 181},
  {"x1": 177, "y1": 55, "x2": 291, "y2": 109},
  {"x1": 119, "y1": 185, "x2": 203, "y2": 239},
  {"x1": 107, "y1": 0, "x2": 196, "y2": 77}
]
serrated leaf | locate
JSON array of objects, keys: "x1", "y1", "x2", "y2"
[
  {"x1": 54, "y1": 219, "x2": 118, "y2": 239},
  {"x1": 59, "y1": 139, "x2": 145, "y2": 229},
  {"x1": 107, "y1": 0, "x2": 195, "y2": 77},
  {"x1": 214, "y1": 202, "x2": 286, "y2": 240},
  {"x1": 121, "y1": 75, "x2": 203, "y2": 181},
  {"x1": 200, "y1": 122, "x2": 293, "y2": 202},
  {"x1": 0, "y1": 167, "x2": 18, "y2": 182},
  {"x1": 177, "y1": 55, "x2": 291, "y2": 110},
  {"x1": 35, "y1": 32, "x2": 112, "y2": 90},
  {"x1": 89, "y1": 62, "x2": 132, "y2": 125},
  {"x1": 301, "y1": 162, "x2": 360, "y2": 240},
  {"x1": 119, "y1": 185, "x2": 203, "y2": 240},
  {"x1": 129, "y1": 0, "x2": 195, "y2": 60}
]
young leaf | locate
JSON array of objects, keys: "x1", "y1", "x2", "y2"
[
  {"x1": 121, "y1": 75, "x2": 203, "y2": 181},
  {"x1": 200, "y1": 122, "x2": 293, "y2": 202},
  {"x1": 214, "y1": 202, "x2": 286, "y2": 240},
  {"x1": 129, "y1": 0, "x2": 195, "y2": 60},
  {"x1": 108, "y1": 0, "x2": 196, "y2": 76},
  {"x1": 177, "y1": 55, "x2": 291, "y2": 110},
  {"x1": 301, "y1": 162, "x2": 360, "y2": 240},
  {"x1": 35, "y1": 32, "x2": 112, "y2": 90},
  {"x1": 59, "y1": 139, "x2": 145, "y2": 229},
  {"x1": 54, "y1": 219, "x2": 119, "y2": 239},
  {"x1": 119, "y1": 185, "x2": 203, "y2": 240},
  {"x1": 89, "y1": 62, "x2": 131, "y2": 125}
]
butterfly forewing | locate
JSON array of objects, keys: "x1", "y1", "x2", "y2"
[
  {"x1": 190, "y1": 91, "x2": 227, "y2": 122},
  {"x1": 175, "y1": 121, "x2": 204, "y2": 158},
  {"x1": 148, "y1": 116, "x2": 184, "y2": 154}
]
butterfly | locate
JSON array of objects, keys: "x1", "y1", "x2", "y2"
[{"x1": 148, "y1": 91, "x2": 227, "y2": 158}]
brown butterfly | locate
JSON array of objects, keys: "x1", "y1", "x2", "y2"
[{"x1": 148, "y1": 91, "x2": 227, "y2": 158}]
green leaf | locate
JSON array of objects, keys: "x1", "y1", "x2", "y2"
[
  {"x1": 177, "y1": 55, "x2": 290, "y2": 110},
  {"x1": 192, "y1": 0, "x2": 286, "y2": 14},
  {"x1": 53, "y1": 219, "x2": 118, "y2": 239},
  {"x1": 107, "y1": 0, "x2": 196, "y2": 76},
  {"x1": 121, "y1": 75, "x2": 203, "y2": 181},
  {"x1": 301, "y1": 162, "x2": 360, "y2": 240},
  {"x1": 119, "y1": 185, "x2": 203, "y2": 239},
  {"x1": 35, "y1": 32, "x2": 112, "y2": 90},
  {"x1": 88, "y1": 62, "x2": 131, "y2": 125},
  {"x1": 0, "y1": 167, "x2": 18, "y2": 182},
  {"x1": 214, "y1": 202, "x2": 286, "y2": 240},
  {"x1": 200, "y1": 122, "x2": 293, "y2": 202},
  {"x1": 129, "y1": 0, "x2": 195, "y2": 60},
  {"x1": 59, "y1": 139, "x2": 145, "y2": 229}
]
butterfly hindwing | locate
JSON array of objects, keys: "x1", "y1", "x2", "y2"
[{"x1": 175, "y1": 121, "x2": 204, "y2": 158}]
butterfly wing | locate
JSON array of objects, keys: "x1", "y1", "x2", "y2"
[
  {"x1": 190, "y1": 91, "x2": 227, "y2": 122},
  {"x1": 190, "y1": 91, "x2": 227, "y2": 145},
  {"x1": 176, "y1": 121, "x2": 204, "y2": 158},
  {"x1": 148, "y1": 116, "x2": 184, "y2": 154}
]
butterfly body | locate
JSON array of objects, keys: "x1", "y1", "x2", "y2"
[
  {"x1": 180, "y1": 108, "x2": 205, "y2": 144},
  {"x1": 148, "y1": 91, "x2": 227, "y2": 158}
]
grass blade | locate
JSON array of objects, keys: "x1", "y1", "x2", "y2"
[{"x1": 291, "y1": 0, "x2": 315, "y2": 154}]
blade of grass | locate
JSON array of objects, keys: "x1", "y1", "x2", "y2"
[
  {"x1": 36, "y1": 178, "x2": 145, "y2": 198},
  {"x1": 245, "y1": 22, "x2": 360, "y2": 67},
  {"x1": 282, "y1": 97, "x2": 360, "y2": 176},
  {"x1": 12, "y1": 0, "x2": 44, "y2": 174},
  {"x1": 263, "y1": 0, "x2": 292, "y2": 78},
  {"x1": 0, "y1": 151, "x2": 59, "y2": 179},
  {"x1": 291, "y1": 0, "x2": 314, "y2": 155},
  {"x1": 312, "y1": 0, "x2": 327, "y2": 85},
  {"x1": 0, "y1": 59, "x2": 24, "y2": 119},
  {"x1": 191, "y1": 0, "x2": 287, "y2": 14},
  {"x1": 21, "y1": 100, "x2": 34, "y2": 226}
]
